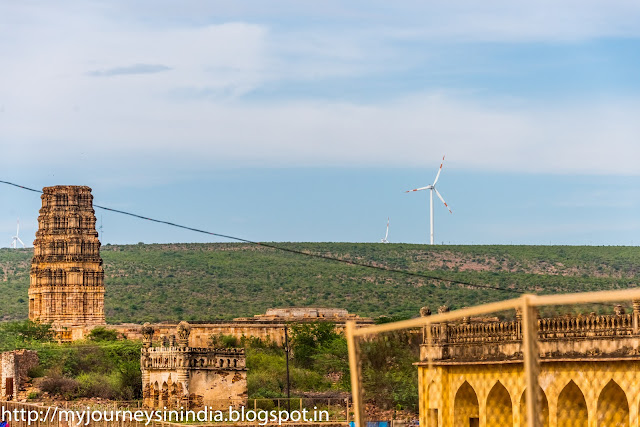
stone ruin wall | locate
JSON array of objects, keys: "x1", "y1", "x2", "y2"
[
  {"x1": 1, "y1": 350, "x2": 39, "y2": 401},
  {"x1": 117, "y1": 323, "x2": 290, "y2": 347},
  {"x1": 68, "y1": 309, "x2": 375, "y2": 346},
  {"x1": 140, "y1": 322, "x2": 247, "y2": 409}
]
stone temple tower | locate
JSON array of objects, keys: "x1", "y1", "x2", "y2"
[{"x1": 28, "y1": 186, "x2": 105, "y2": 335}]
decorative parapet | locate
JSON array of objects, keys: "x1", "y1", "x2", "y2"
[
  {"x1": 537, "y1": 312, "x2": 633, "y2": 338},
  {"x1": 421, "y1": 302, "x2": 640, "y2": 363},
  {"x1": 443, "y1": 320, "x2": 520, "y2": 344},
  {"x1": 141, "y1": 322, "x2": 247, "y2": 371},
  {"x1": 140, "y1": 321, "x2": 248, "y2": 410},
  {"x1": 141, "y1": 347, "x2": 246, "y2": 370},
  {"x1": 234, "y1": 307, "x2": 375, "y2": 324}
]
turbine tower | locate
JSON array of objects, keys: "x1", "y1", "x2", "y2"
[
  {"x1": 405, "y1": 156, "x2": 452, "y2": 245},
  {"x1": 11, "y1": 219, "x2": 26, "y2": 248},
  {"x1": 381, "y1": 217, "x2": 390, "y2": 243}
]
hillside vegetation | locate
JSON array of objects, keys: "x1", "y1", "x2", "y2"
[{"x1": 1, "y1": 243, "x2": 639, "y2": 323}]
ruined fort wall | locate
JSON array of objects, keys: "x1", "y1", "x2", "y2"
[
  {"x1": 1, "y1": 350, "x2": 39, "y2": 401},
  {"x1": 190, "y1": 369, "x2": 247, "y2": 404},
  {"x1": 69, "y1": 319, "x2": 369, "y2": 346}
]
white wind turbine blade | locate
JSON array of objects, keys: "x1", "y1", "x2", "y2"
[
  {"x1": 385, "y1": 217, "x2": 390, "y2": 240},
  {"x1": 405, "y1": 186, "x2": 430, "y2": 193},
  {"x1": 434, "y1": 188, "x2": 452, "y2": 214},
  {"x1": 17, "y1": 237, "x2": 25, "y2": 248},
  {"x1": 16, "y1": 219, "x2": 20, "y2": 237},
  {"x1": 432, "y1": 155, "x2": 445, "y2": 186}
]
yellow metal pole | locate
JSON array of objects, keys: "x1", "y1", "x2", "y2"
[
  {"x1": 522, "y1": 295, "x2": 541, "y2": 427},
  {"x1": 346, "y1": 320, "x2": 364, "y2": 427}
]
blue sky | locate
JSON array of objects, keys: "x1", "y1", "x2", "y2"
[{"x1": 1, "y1": 1, "x2": 640, "y2": 246}]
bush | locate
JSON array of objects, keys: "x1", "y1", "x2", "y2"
[
  {"x1": 28, "y1": 365, "x2": 45, "y2": 378},
  {"x1": 76, "y1": 373, "x2": 120, "y2": 400},
  {"x1": 289, "y1": 323, "x2": 340, "y2": 369},
  {"x1": 360, "y1": 332, "x2": 420, "y2": 411},
  {"x1": 40, "y1": 376, "x2": 79, "y2": 399},
  {"x1": 248, "y1": 370, "x2": 285, "y2": 398},
  {"x1": 290, "y1": 367, "x2": 330, "y2": 391},
  {"x1": 0, "y1": 321, "x2": 54, "y2": 350},
  {"x1": 33, "y1": 340, "x2": 143, "y2": 400},
  {"x1": 87, "y1": 327, "x2": 119, "y2": 342},
  {"x1": 117, "y1": 360, "x2": 142, "y2": 400},
  {"x1": 209, "y1": 333, "x2": 239, "y2": 348}
]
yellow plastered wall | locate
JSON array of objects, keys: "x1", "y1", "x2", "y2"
[{"x1": 419, "y1": 360, "x2": 640, "y2": 427}]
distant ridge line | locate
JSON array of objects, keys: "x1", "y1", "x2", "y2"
[{"x1": 0, "y1": 179, "x2": 521, "y2": 294}]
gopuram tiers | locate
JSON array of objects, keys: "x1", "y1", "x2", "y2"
[{"x1": 28, "y1": 186, "x2": 105, "y2": 336}]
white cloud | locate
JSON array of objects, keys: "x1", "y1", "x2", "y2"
[
  {"x1": 3, "y1": 90, "x2": 640, "y2": 175},
  {"x1": 79, "y1": 0, "x2": 640, "y2": 42},
  {"x1": 383, "y1": 0, "x2": 640, "y2": 43},
  {"x1": 1, "y1": 1, "x2": 640, "y2": 180}
]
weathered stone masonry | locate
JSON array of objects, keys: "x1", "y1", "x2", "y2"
[
  {"x1": 141, "y1": 321, "x2": 247, "y2": 409},
  {"x1": 1, "y1": 350, "x2": 39, "y2": 401},
  {"x1": 28, "y1": 186, "x2": 105, "y2": 338}
]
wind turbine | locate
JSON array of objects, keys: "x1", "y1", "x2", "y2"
[
  {"x1": 405, "y1": 156, "x2": 452, "y2": 245},
  {"x1": 11, "y1": 219, "x2": 26, "y2": 249},
  {"x1": 380, "y1": 217, "x2": 390, "y2": 243}
]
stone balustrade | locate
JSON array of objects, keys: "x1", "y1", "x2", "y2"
[{"x1": 421, "y1": 303, "x2": 640, "y2": 362}]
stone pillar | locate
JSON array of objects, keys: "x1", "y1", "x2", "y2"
[
  {"x1": 177, "y1": 368, "x2": 190, "y2": 404},
  {"x1": 420, "y1": 306, "x2": 431, "y2": 345},
  {"x1": 628, "y1": 391, "x2": 639, "y2": 427},
  {"x1": 587, "y1": 396, "x2": 597, "y2": 427},
  {"x1": 140, "y1": 323, "x2": 154, "y2": 407},
  {"x1": 176, "y1": 321, "x2": 191, "y2": 348},
  {"x1": 176, "y1": 321, "x2": 191, "y2": 404},
  {"x1": 633, "y1": 300, "x2": 640, "y2": 334},
  {"x1": 461, "y1": 306, "x2": 470, "y2": 326},
  {"x1": 438, "y1": 306, "x2": 449, "y2": 342},
  {"x1": 515, "y1": 307, "x2": 523, "y2": 340},
  {"x1": 141, "y1": 323, "x2": 154, "y2": 348},
  {"x1": 438, "y1": 306, "x2": 449, "y2": 359},
  {"x1": 548, "y1": 393, "x2": 558, "y2": 427}
]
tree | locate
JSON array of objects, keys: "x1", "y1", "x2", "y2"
[
  {"x1": 289, "y1": 322, "x2": 340, "y2": 368},
  {"x1": 87, "y1": 327, "x2": 120, "y2": 342}
]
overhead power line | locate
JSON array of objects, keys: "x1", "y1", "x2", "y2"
[{"x1": 0, "y1": 179, "x2": 523, "y2": 294}]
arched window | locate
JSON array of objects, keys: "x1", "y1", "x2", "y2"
[
  {"x1": 454, "y1": 381, "x2": 479, "y2": 427},
  {"x1": 597, "y1": 380, "x2": 628, "y2": 426},
  {"x1": 519, "y1": 387, "x2": 549, "y2": 427},
  {"x1": 557, "y1": 380, "x2": 588, "y2": 427},
  {"x1": 486, "y1": 381, "x2": 512, "y2": 426}
]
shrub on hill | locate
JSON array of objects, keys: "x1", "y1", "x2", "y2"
[
  {"x1": 87, "y1": 327, "x2": 120, "y2": 342},
  {"x1": 2, "y1": 244, "x2": 640, "y2": 322}
]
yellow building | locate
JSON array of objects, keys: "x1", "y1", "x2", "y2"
[{"x1": 417, "y1": 305, "x2": 640, "y2": 426}]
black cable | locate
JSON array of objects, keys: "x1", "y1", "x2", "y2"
[
  {"x1": 1, "y1": 179, "x2": 523, "y2": 294},
  {"x1": 0, "y1": 180, "x2": 43, "y2": 194}
]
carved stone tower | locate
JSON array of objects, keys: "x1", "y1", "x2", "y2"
[{"x1": 28, "y1": 186, "x2": 105, "y2": 331}]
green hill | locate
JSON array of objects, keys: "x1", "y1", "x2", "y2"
[{"x1": 1, "y1": 243, "x2": 639, "y2": 323}]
